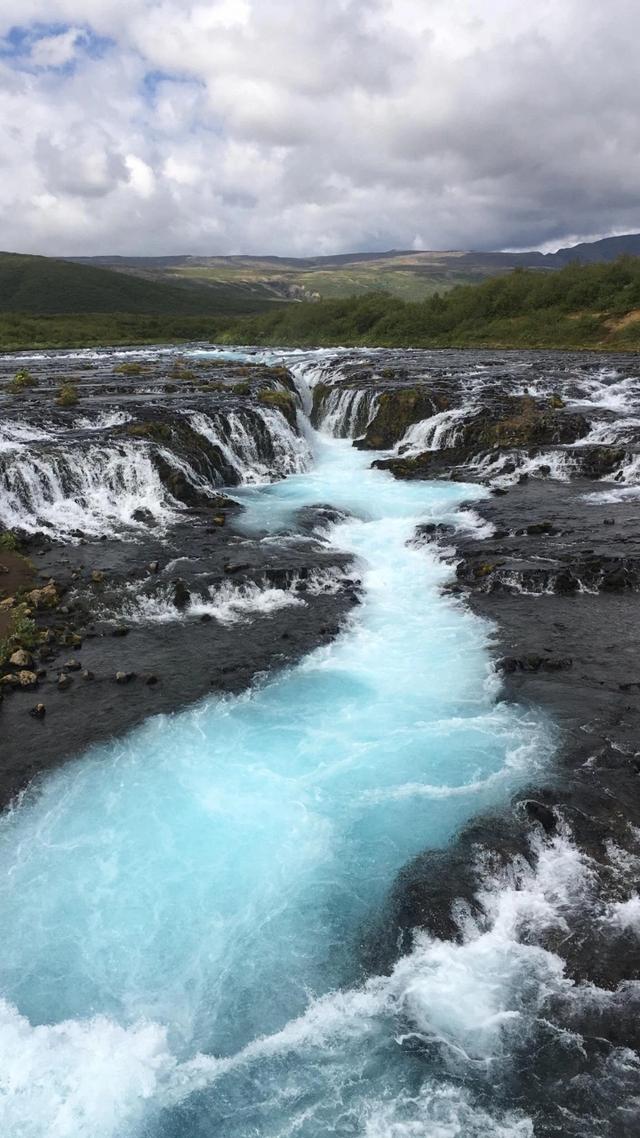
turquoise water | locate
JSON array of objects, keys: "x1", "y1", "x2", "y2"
[{"x1": 0, "y1": 426, "x2": 552, "y2": 1136}]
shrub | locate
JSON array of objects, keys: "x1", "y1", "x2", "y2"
[
  {"x1": 56, "y1": 382, "x2": 79, "y2": 407},
  {"x1": 8, "y1": 367, "x2": 37, "y2": 393},
  {"x1": 0, "y1": 604, "x2": 38, "y2": 668},
  {"x1": 114, "y1": 361, "x2": 145, "y2": 376},
  {"x1": 0, "y1": 531, "x2": 20, "y2": 552}
]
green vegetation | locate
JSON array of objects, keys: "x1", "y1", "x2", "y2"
[
  {"x1": 56, "y1": 382, "x2": 79, "y2": 407},
  {"x1": 0, "y1": 313, "x2": 230, "y2": 351},
  {"x1": 0, "y1": 532, "x2": 20, "y2": 552},
  {"x1": 257, "y1": 386, "x2": 296, "y2": 418},
  {"x1": 0, "y1": 605, "x2": 38, "y2": 669},
  {"x1": 114, "y1": 361, "x2": 146, "y2": 376},
  {"x1": 2, "y1": 257, "x2": 640, "y2": 352},
  {"x1": 71, "y1": 235, "x2": 640, "y2": 304},
  {"x1": 214, "y1": 258, "x2": 640, "y2": 350},
  {"x1": 7, "y1": 367, "x2": 37, "y2": 393},
  {"x1": 126, "y1": 422, "x2": 173, "y2": 441},
  {"x1": 0, "y1": 253, "x2": 283, "y2": 318}
]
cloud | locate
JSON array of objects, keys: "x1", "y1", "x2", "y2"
[{"x1": 0, "y1": 0, "x2": 639, "y2": 255}]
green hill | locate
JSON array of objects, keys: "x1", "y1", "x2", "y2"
[
  {"x1": 215, "y1": 257, "x2": 640, "y2": 351},
  {"x1": 69, "y1": 233, "x2": 640, "y2": 305},
  {"x1": 0, "y1": 252, "x2": 281, "y2": 316}
]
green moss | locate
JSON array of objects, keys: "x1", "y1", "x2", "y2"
[
  {"x1": 126, "y1": 422, "x2": 172, "y2": 441},
  {"x1": 232, "y1": 381, "x2": 252, "y2": 395}
]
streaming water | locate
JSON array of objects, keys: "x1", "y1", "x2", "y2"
[{"x1": 0, "y1": 365, "x2": 555, "y2": 1136}]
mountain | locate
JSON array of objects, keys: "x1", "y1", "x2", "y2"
[
  {"x1": 67, "y1": 233, "x2": 640, "y2": 305},
  {"x1": 0, "y1": 252, "x2": 282, "y2": 316},
  {"x1": 550, "y1": 233, "x2": 640, "y2": 264}
]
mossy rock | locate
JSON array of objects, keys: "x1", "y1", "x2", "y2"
[
  {"x1": 258, "y1": 389, "x2": 297, "y2": 426},
  {"x1": 358, "y1": 387, "x2": 447, "y2": 450},
  {"x1": 126, "y1": 421, "x2": 173, "y2": 442}
]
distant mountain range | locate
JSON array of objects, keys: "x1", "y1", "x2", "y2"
[
  {"x1": 1, "y1": 233, "x2": 640, "y2": 317},
  {"x1": 66, "y1": 233, "x2": 640, "y2": 306}
]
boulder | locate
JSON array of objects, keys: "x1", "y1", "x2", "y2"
[{"x1": 9, "y1": 649, "x2": 33, "y2": 668}]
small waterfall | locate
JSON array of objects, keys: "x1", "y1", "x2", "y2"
[
  {"x1": 318, "y1": 387, "x2": 380, "y2": 438},
  {"x1": 0, "y1": 442, "x2": 178, "y2": 540},
  {"x1": 187, "y1": 407, "x2": 311, "y2": 483},
  {"x1": 0, "y1": 404, "x2": 311, "y2": 541},
  {"x1": 397, "y1": 407, "x2": 469, "y2": 455}
]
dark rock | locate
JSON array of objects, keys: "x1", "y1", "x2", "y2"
[
  {"x1": 115, "y1": 671, "x2": 136, "y2": 684},
  {"x1": 29, "y1": 703, "x2": 46, "y2": 720},
  {"x1": 173, "y1": 579, "x2": 191, "y2": 610},
  {"x1": 64, "y1": 658, "x2": 82, "y2": 671},
  {"x1": 57, "y1": 673, "x2": 72, "y2": 690}
]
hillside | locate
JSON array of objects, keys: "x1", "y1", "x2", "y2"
[
  {"x1": 68, "y1": 232, "x2": 640, "y2": 304},
  {"x1": 214, "y1": 257, "x2": 640, "y2": 351},
  {"x1": 0, "y1": 252, "x2": 282, "y2": 316}
]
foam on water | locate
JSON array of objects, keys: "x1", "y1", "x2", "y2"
[{"x1": 0, "y1": 369, "x2": 557, "y2": 1136}]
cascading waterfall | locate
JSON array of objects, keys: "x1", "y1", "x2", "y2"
[
  {"x1": 0, "y1": 441, "x2": 178, "y2": 539},
  {"x1": 317, "y1": 387, "x2": 380, "y2": 438},
  {"x1": 187, "y1": 406, "x2": 311, "y2": 482},
  {"x1": 0, "y1": 350, "x2": 560, "y2": 1137},
  {"x1": 0, "y1": 403, "x2": 310, "y2": 541},
  {"x1": 397, "y1": 407, "x2": 469, "y2": 455}
]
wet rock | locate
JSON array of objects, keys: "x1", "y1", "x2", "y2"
[
  {"x1": 82, "y1": 670, "x2": 95, "y2": 681},
  {"x1": 115, "y1": 671, "x2": 136, "y2": 684},
  {"x1": 27, "y1": 582, "x2": 59, "y2": 609},
  {"x1": 15, "y1": 670, "x2": 38, "y2": 689},
  {"x1": 111, "y1": 626, "x2": 129, "y2": 637},
  {"x1": 91, "y1": 569, "x2": 105, "y2": 584},
  {"x1": 173, "y1": 579, "x2": 190, "y2": 610},
  {"x1": 57, "y1": 673, "x2": 72, "y2": 690},
  {"x1": 29, "y1": 703, "x2": 46, "y2": 720},
  {"x1": 148, "y1": 560, "x2": 160, "y2": 574},
  {"x1": 64, "y1": 658, "x2": 82, "y2": 671},
  {"x1": 355, "y1": 388, "x2": 447, "y2": 450}
]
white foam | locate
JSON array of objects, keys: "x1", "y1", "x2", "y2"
[
  {"x1": 0, "y1": 1000, "x2": 174, "y2": 1138},
  {"x1": 397, "y1": 407, "x2": 469, "y2": 456}
]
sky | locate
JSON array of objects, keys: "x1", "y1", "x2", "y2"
[{"x1": 0, "y1": 0, "x2": 638, "y2": 257}]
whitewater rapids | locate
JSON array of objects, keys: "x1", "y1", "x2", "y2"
[{"x1": 0, "y1": 357, "x2": 558, "y2": 1136}]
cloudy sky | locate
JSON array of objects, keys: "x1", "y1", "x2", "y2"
[{"x1": 0, "y1": 0, "x2": 638, "y2": 257}]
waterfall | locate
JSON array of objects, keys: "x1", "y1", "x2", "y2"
[
  {"x1": 0, "y1": 403, "x2": 310, "y2": 541},
  {"x1": 397, "y1": 406, "x2": 470, "y2": 455},
  {"x1": 0, "y1": 442, "x2": 178, "y2": 540}
]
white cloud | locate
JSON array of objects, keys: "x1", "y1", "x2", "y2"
[{"x1": 0, "y1": 0, "x2": 639, "y2": 255}]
